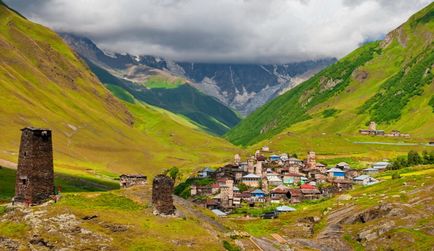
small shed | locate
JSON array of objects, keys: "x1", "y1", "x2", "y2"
[
  {"x1": 363, "y1": 167, "x2": 379, "y2": 174},
  {"x1": 119, "y1": 174, "x2": 147, "y2": 188},
  {"x1": 372, "y1": 162, "x2": 390, "y2": 171},
  {"x1": 353, "y1": 175, "x2": 379, "y2": 186},
  {"x1": 275, "y1": 206, "x2": 296, "y2": 212},
  {"x1": 211, "y1": 209, "x2": 227, "y2": 217}
]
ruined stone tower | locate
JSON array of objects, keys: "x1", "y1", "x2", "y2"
[
  {"x1": 15, "y1": 127, "x2": 54, "y2": 205},
  {"x1": 152, "y1": 175, "x2": 176, "y2": 215}
]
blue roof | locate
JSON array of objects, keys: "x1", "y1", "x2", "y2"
[
  {"x1": 251, "y1": 189, "x2": 265, "y2": 194},
  {"x1": 243, "y1": 174, "x2": 261, "y2": 178}
]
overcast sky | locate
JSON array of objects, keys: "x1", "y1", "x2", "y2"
[{"x1": 4, "y1": 0, "x2": 432, "y2": 63}]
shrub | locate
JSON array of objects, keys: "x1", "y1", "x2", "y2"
[
  {"x1": 223, "y1": 240, "x2": 240, "y2": 251},
  {"x1": 322, "y1": 108, "x2": 339, "y2": 118},
  {"x1": 392, "y1": 173, "x2": 401, "y2": 180}
]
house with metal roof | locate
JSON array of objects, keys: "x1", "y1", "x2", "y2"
[{"x1": 353, "y1": 175, "x2": 379, "y2": 186}]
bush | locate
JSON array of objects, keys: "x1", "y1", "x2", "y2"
[
  {"x1": 223, "y1": 240, "x2": 240, "y2": 251},
  {"x1": 408, "y1": 150, "x2": 423, "y2": 166},
  {"x1": 392, "y1": 173, "x2": 401, "y2": 180},
  {"x1": 322, "y1": 108, "x2": 339, "y2": 118}
]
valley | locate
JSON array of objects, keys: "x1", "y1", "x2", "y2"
[{"x1": 0, "y1": 1, "x2": 433, "y2": 251}]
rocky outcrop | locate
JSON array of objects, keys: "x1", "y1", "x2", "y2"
[
  {"x1": 152, "y1": 175, "x2": 176, "y2": 215},
  {"x1": 340, "y1": 203, "x2": 393, "y2": 224}
]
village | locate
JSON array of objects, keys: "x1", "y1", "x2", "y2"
[{"x1": 187, "y1": 147, "x2": 387, "y2": 217}]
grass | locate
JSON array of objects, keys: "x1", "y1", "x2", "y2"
[
  {"x1": 0, "y1": 222, "x2": 29, "y2": 238},
  {"x1": 145, "y1": 75, "x2": 183, "y2": 89},
  {"x1": 59, "y1": 193, "x2": 145, "y2": 211}
]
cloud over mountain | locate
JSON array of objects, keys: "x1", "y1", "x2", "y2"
[{"x1": 4, "y1": 0, "x2": 431, "y2": 63}]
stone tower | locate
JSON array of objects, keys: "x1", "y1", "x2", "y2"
[
  {"x1": 152, "y1": 175, "x2": 176, "y2": 215},
  {"x1": 15, "y1": 127, "x2": 54, "y2": 205},
  {"x1": 234, "y1": 154, "x2": 241, "y2": 165},
  {"x1": 306, "y1": 151, "x2": 316, "y2": 169},
  {"x1": 369, "y1": 121, "x2": 377, "y2": 131}
]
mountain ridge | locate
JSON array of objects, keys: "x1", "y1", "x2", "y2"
[{"x1": 60, "y1": 32, "x2": 336, "y2": 116}]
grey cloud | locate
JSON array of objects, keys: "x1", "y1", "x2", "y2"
[{"x1": 4, "y1": 0, "x2": 432, "y2": 63}]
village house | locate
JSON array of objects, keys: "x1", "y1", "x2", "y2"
[
  {"x1": 288, "y1": 189, "x2": 302, "y2": 203},
  {"x1": 119, "y1": 174, "x2": 147, "y2": 188},
  {"x1": 190, "y1": 184, "x2": 213, "y2": 196},
  {"x1": 269, "y1": 154, "x2": 281, "y2": 162},
  {"x1": 300, "y1": 184, "x2": 321, "y2": 200},
  {"x1": 363, "y1": 167, "x2": 379, "y2": 174},
  {"x1": 372, "y1": 161, "x2": 390, "y2": 171},
  {"x1": 326, "y1": 167, "x2": 346, "y2": 179},
  {"x1": 197, "y1": 167, "x2": 215, "y2": 178},
  {"x1": 336, "y1": 162, "x2": 350, "y2": 169},
  {"x1": 242, "y1": 174, "x2": 261, "y2": 187},
  {"x1": 353, "y1": 175, "x2": 379, "y2": 186},
  {"x1": 328, "y1": 179, "x2": 353, "y2": 192},
  {"x1": 283, "y1": 173, "x2": 305, "y2": 185},
  {"x1": 270, "y1": 185, "x2": 290, "y2": 203},
  {"x1": 251, "y1": 189, "x2": 266, "y2": 202},
  {"x1": 267, "y1": 174, "x2": 283, "y2": 186}
]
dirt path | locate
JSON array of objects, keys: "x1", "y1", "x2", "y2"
[{"x1": 173, "y1": 195, "x2": 229, "y2": 233}]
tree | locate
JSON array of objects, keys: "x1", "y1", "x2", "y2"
[
  {"x1": 238, "y1": 183, "x2": 249, "y2": 192},
  {"x1": 167, "y1": 166, "x2": 180, "y2": 181},
  {"x1": 407, "y1": 150, "x2": 422, "y2": 166},
  {"x1": 390, "y1": 156, "x2": 407, "y2": 170}
]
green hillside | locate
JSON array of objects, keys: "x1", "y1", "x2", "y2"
[
  {"x1": 226, "y1": 3, "x2": 434, "y2": 150},
  {"x1": 0, "y1": 2, "x2": 239, "y2": 179},
  {"x1": 85, "y1": 59, "x2": 241, "y2": 135}
]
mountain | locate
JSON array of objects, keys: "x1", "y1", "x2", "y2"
[
  {"x1": 226, "y1": 3, "x2": 434, "y2": 149},
  {"x1": 0, "y1": 2, "x2": 239, "y2": 177},
  {"x1": 60, "y1": 33, "x2": 335, "y2": 116}
]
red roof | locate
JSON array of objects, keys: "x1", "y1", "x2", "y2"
[
  {"x1": 288, "y1": 189, "x2": 301, "y2": 197},
  {"x1": 285, "y1": 173, "x2": 304, "y2": 177},
  {"x1": 217, "y1": 178, "x2": 227, "y2": 183},
  {"x1": 256, "y1": 155, "x2": 266, "y2": 161},
  {"x1": 211, "y1": 183, "x2": 220, "y2": 188},
  {"x1": 300, "y1": 184, "x2": 316, "y2": 190}
]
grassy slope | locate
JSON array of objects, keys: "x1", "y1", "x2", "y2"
[
  {"x1": 226, "y1": 3, "x2": 434, "y2": 161},
  {"x1": 0, "y1": 185, "x2": 227, "y2": 250},
  {"x1": 0, "y1": 3, "x2": 239, "y2": 180}
]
